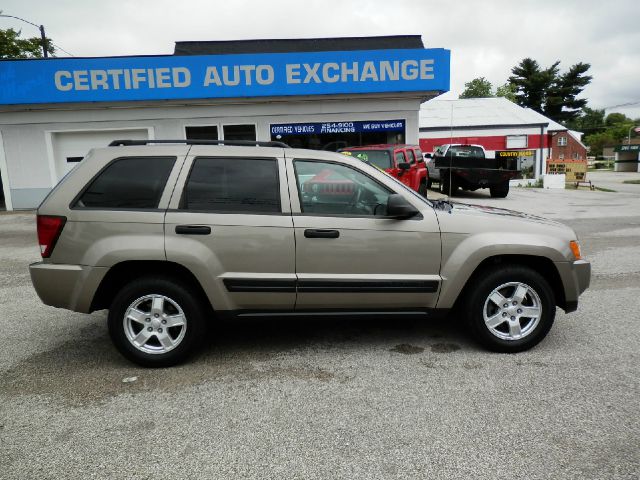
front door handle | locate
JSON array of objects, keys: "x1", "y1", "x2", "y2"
[
  {"x1": 304, "y1": 229, "x2": 340, "y2": 239},
  {"x1": 175, "y1": 225, "x2": 211, "y2": 235}
]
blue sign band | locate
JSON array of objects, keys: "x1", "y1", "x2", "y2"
[{"x1": 0, "y1": 48, "x2": 450, "y2": 105}]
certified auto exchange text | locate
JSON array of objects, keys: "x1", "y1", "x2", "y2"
[{"x1": 53, "y1": 59, "x2": 436, "y2": 91}]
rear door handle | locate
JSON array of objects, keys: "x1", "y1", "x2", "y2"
[
  {"x1": 175, "y1": 225, "x2": 211, "y2": 235},
  {"x1": 304, "y1": 229, "x2": 340, "y2": 239}
]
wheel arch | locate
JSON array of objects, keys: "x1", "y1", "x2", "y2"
[
  {"x1": 449, "y1": 254, "x2": 567, "y2": 313},
  {"x1": 90, "y1": 260, "x2": 212, "y2": 314}
]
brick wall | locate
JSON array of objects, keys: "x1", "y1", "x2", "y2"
[{"x1": 550, "y1": 133, "x2": 587, "y2": 160}]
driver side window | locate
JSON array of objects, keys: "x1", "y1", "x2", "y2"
[{"x1": 294, "y1": 160, "x2": 392, "y2": 216}]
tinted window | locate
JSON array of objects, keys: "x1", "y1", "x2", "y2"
[
  {"x1": 295, "y1": 160, "x2": 391, "y2": 216},
  {"x1": 223, "y1": 124, "x2": 256, "y2": 141},
  {"x1": 186, "y1": 125, "x2": 218, "y2": 140},
  {"x1": 77, "y1": 157, "x2": 175, "y2": 209},
  {"x1": 346, "y1": 150, "x2": 392, "y2": 170},
  {"x1": 183, "y1": 157, "x2": 280, "y2": 213}
]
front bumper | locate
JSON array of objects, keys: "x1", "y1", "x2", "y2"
[
  {"x1": 29, "y1": 262, "x2": 108, "y2": 313},
  {"x1": 555, "y1": 259, "x2": 591, "y2": 313}
]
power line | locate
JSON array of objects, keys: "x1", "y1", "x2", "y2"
[
  {"x1": 0, "y1": 13, "x2": 74, "y2": 58},
  {"x1": 51, "y1": 43, "x2": 74, "y2": 57},
  {"x1": 600, "y1": 100, "x2": 640, "y2": 110}
]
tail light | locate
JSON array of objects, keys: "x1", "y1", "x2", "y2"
[{"x1": 37, "y1": 215, "x2": 66, "y2": 258}]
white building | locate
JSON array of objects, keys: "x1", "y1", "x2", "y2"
[
  {"x1": 0, "y1": 36, "x2": 451, "y2": 210},
  {"x1": 419, "y1": 98, "x2": 567, "y2": 178}
]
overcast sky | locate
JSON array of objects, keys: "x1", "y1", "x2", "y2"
[{"x1": 2, "y1": 0, "x2": 639, "y2": 118}]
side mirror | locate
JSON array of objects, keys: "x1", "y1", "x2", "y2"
[
  {"x1": 398, "y1": 162, "x2": 411, "y2": 171},
  {"x1": 386, "y1": 194, "x2": 420, "y2": 219},
  {"x1": 425, "y1": 153, "x2": 432, "y2": 159}
]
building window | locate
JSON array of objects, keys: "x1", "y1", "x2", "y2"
[
  {"x1": 557, "y1": 136, "x2": 567, "y2": 146},
  {"x1": 558, "y1": 154, "x2": 564, "y2": 160},
  {"x1": 185, "y1": 126, "x2": 218, "y2": 140},
  {"x1": 506, "y1": 135, "x2": 528, "y2": 149},
  {"x1": 573, "y1": 152, "x2": 580, "y2": 159},
  {"x1": 223, "y1": 124, "x2": 256, "y2": 141},
  {"x1": 182, "y1": 157, "x2": 280, "y2": 213}
]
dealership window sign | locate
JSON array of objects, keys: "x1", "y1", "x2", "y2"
[
  {"x1": 496, "y1": 150, "x2": 535, "y2": 178},
  {"x1": 0, "y1": 48, "x2": 450, "y2": 105},
  {"x1": 271, "y1": 120, "x2": 405, "y2": 136}
]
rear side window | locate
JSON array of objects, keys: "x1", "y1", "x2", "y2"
[
  {"x1": 182, "y1": 157, "x2": 280, "y2": 213},
  {"x1": 77, "y1": 157, "x2": 175, "y2": 209}
]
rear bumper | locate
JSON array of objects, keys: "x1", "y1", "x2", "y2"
[
  {"x1": 555, "y1": 259, "x2": 591, "y2": 313},
  {"x1": 29, "y1": 262, "x2": 108, "y2": 313},
  {"x1": 450, "y1": 168, "x2": 519, "y2": 186}
]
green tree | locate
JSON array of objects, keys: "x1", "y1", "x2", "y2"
[
  {"x1": 583, "y1": 131, "x2": 617, "y2": 157},
  {"x1": 508, "y1": 58, "x2": 591, "y2": 123},
  {"x1": 459, "y1": 78, "x2": 517, "y2": 103},
  {"x1": 495, "y1": 82, "x2": 517, "y2": 102},
  {"x1": 459, "y1": 77, "x2": 493, "y2": 98},
  {"x1": 508, "y1": 58, "x2": 558, "y2": 112},
  {"x1": 0, "y1": 20, "x2": 54, "y2": 58},
  {"x1": 605, "y1": 112, "x2": 629, "y2": 127},
  {"x1": 583, "y1": 112, "x2": 635, "y2": 156},
  {"x1": 544, "y1": 63, "x2": 592, "y2": 123},
  {"x1": 565, "y1": 107, "x2": 605, "y2": 135}
]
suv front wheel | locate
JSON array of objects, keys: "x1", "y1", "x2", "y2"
[
  {"x1": 108, "y1": 276, "x2": 206, "y2": 367},
  {"x1": 465, "y1": 266, "x2": 556, "y2": 352}
]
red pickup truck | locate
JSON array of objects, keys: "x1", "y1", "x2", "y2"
[{"x1": 340, "y1": 144, "x2": 429, "y2": 196}]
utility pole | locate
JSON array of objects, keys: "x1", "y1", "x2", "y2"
[
  {"x1": 0, "y1": 14, "x2": 48, "y2": 58},
  {"x1": 39, "y1": 24, "x2": 48, "y2": 58}
]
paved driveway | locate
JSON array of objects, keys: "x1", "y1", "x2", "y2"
[{"x1": 1, "y1": 175, "x2": 638, "y2": 479}]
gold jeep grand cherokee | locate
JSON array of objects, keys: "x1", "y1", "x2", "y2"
[{"x1": 30, "y1": 140, "x2": 590, "y2": 367}]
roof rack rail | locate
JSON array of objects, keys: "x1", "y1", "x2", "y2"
[{"x1": 108, "y1": 139, "x2": 290, "y2": 148}]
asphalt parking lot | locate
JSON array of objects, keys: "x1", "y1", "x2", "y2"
[{"x1": 0, "y1": 170, "x2": 638, "y2": 479}]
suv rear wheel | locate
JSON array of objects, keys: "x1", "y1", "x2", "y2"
[
  {"x1": 465, "y1": 266, "x2": 556, "y2": 352},
  {"x1": 108, "y1": 276, "x2": 206, "y2": 367}
]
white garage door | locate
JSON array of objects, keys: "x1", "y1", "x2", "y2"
[{"x1": 51, "y1": 128, "x2": 150, "y2": 179}]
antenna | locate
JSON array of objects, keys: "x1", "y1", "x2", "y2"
[{"x1": 448, "y1": 102, "x2": 454, "y2": 198}]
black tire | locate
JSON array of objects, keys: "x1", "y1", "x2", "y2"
[
  {"x1": 108, "y1": 276, "x2": 207, "y2": 367},
  {"x1": 490, "y1": 181, "x2": 509, "y2": 198},
  {"x1": 465, "y1": 266, "x2": 556, "y2": 353},
  {"x1": 418, "y1": 179, "x2": 428, "y2": 197}
]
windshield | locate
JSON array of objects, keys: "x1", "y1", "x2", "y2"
[{"x1": 347, "y1": 150, "x2": 392, "y2": 170}]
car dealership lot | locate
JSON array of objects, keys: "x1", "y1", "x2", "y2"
[{"x1": 1, "y1": 171, "x2": 638, "y2": 479}]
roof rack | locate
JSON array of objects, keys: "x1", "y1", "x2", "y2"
[{"x1": 108, "y1": 139, "x2": 290, "y2": 148}]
